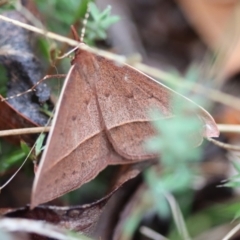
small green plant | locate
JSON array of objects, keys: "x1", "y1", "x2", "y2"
[
  {"x1": 34, "y1": 0, "x2": 120, "y2": 61},
  {"x1": 146, "y1": 71, "x2": 208, "y2": 239},
  {"x1": 21, "y1": 134, "x2": 45, "y2": 162},
  {"x1": 85, "y1": 2, "x2": 120, "y2": 44},
  {"x1": 221, "y1": 160, "x2": 240, "y2": 188}
]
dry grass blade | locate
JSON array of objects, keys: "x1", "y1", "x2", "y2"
[
  {"x1": 1, "y1": 124, "x2": 240, "y2": 138},
  {"x1": 164, "y1": 192, "x2": 191, "y2": 240},
  {"x1": 218, "y1": 124, "x2": 240, "y2": 133},
  {"x1": 0, "y1": 14, "x2": 240, "y2": 110},
  {"x1": 140, "y1": 226, "x2": 169, "y2": 240},
  {"x1": 207, "y1": 137, "x2": 240, "y2": 151},
  {"x1": 0, "y1": 218, "x2": 90, "y2": 240},
  {"x1": 222, "y1": 222, "x2": 240, "y2": 240},
  {"x1": 0, "y1": 127, "x2": 50, "y2": 137}
]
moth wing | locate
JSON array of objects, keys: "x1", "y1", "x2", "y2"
[
  {"x1": 31, "y1": 64, "x2": 124, "y2": 208},
  {"x1": 94, "y1": 56, "x2": 219, "y2": 161}
]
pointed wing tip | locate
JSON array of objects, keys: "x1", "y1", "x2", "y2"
[
  {"x1": 30, "y1": 194, "x2": 40, "y2": 209},
  {"x1": 199, "y1": 109, "x2": 219, "y2": 138},
  {"x1": 30, "y1": 202, "x2": 38, "y2": 210},
  {"x1": 30, "y1": 195, "x2": 52, "y2": 209},
  {"x1": 204, "y1": 122, "x2": 220, "y2": 138},
  {"x1": 29, "y1": 203, "x2": 36, "y2": 210},
  {"x1": 30, "y1": 187, "x2": 51, "y2": 209}
]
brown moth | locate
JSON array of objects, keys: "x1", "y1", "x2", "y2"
[{"x1": 31, "y1": 38, "x2": 219, "y2": 208}]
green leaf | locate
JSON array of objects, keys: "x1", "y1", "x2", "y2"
[
  {"x1": 222, "y1": 180, "x2": 240, "y2": 188},
  {"x1": 88, "y1": 2, "x2": 100, "y2": 21},
  {"x1": 85, "y1": 2, "x2": 120, "y2": 42},
  {"x1": 100, "y1": 16, "x2": 120, "y2": 29},
  {"x1": 35, "y1": 134, "x2": 45, "y2": 157},
  {"x1": 20, "y1": 141, "x2": 31, "y2": 155}
]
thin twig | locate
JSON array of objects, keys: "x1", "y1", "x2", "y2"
[
  {"x1": 1, "y1": 74, "x2": 66, "y2": 101},
  {"x1": 0, "y1": 14, "x2": 126, "y2": 62},
  {"x1": 0, "y1": 14, "x2": 240, "y2": 110},
  {"x1": 1, "y1": 124, "x2": 240, "y2": 138},
  {"x1": 164, "y1": 192, "x2": 191, "y2": 240},
  {"x1": 222, "y1": 222, "x2": 240, "y2": 240},
  {"x1": 140, "y1": 226, "x2": 169, "y2": 240},
  {"x1": 207, "y1": 137, "x2": 240, "y2": 151},
  {"x1": 218, "y1": 124, "x2": 240, "y2": 133},
  {"x1": 0, "y1": 218, "x2": 90, "y2": 240},
  {"x1": 0, "y1": 127, "x2": 50, "y2": 137},
  {"x1": 0, "y1": 140, "x2": 36, "y2": 190}
]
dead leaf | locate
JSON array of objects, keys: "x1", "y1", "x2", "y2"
[
  {"x1": 1, "y1": 161, "x2": 151, "y2": 239},
  {"x1": 0, "y1": 11, "x2": 51, "y2": 125},
  {"x1": 0, "y1": 96, "x2": 38, "y2": 145}
]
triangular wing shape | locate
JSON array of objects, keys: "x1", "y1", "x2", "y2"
[
  {"x1": 80, "y1": 54, "x2": 219, "y2": 160},
  {"x1": 31, "y1": 47, "x2": 219, "y2": 207},
  {"x1": 31, "y1": 63, "x2": 126, "y2": 207}
]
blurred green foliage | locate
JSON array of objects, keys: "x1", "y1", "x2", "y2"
[
  {"x1": 34, "y1": 0, "x2": 89, "y2": 34},
  {"x1": 222, "y1": 160, "x2": 240, "y2": 188},
  {"x1": 85, "y1": 2, "x2": 120, "y2": 44}
]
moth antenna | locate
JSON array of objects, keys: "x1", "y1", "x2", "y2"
[
  {"x1": 80, "y1": 2, "x2": 90, "y2": 43},
  {"x1": 70, "y1": 2, "x2": 89, "y2": 43}
]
